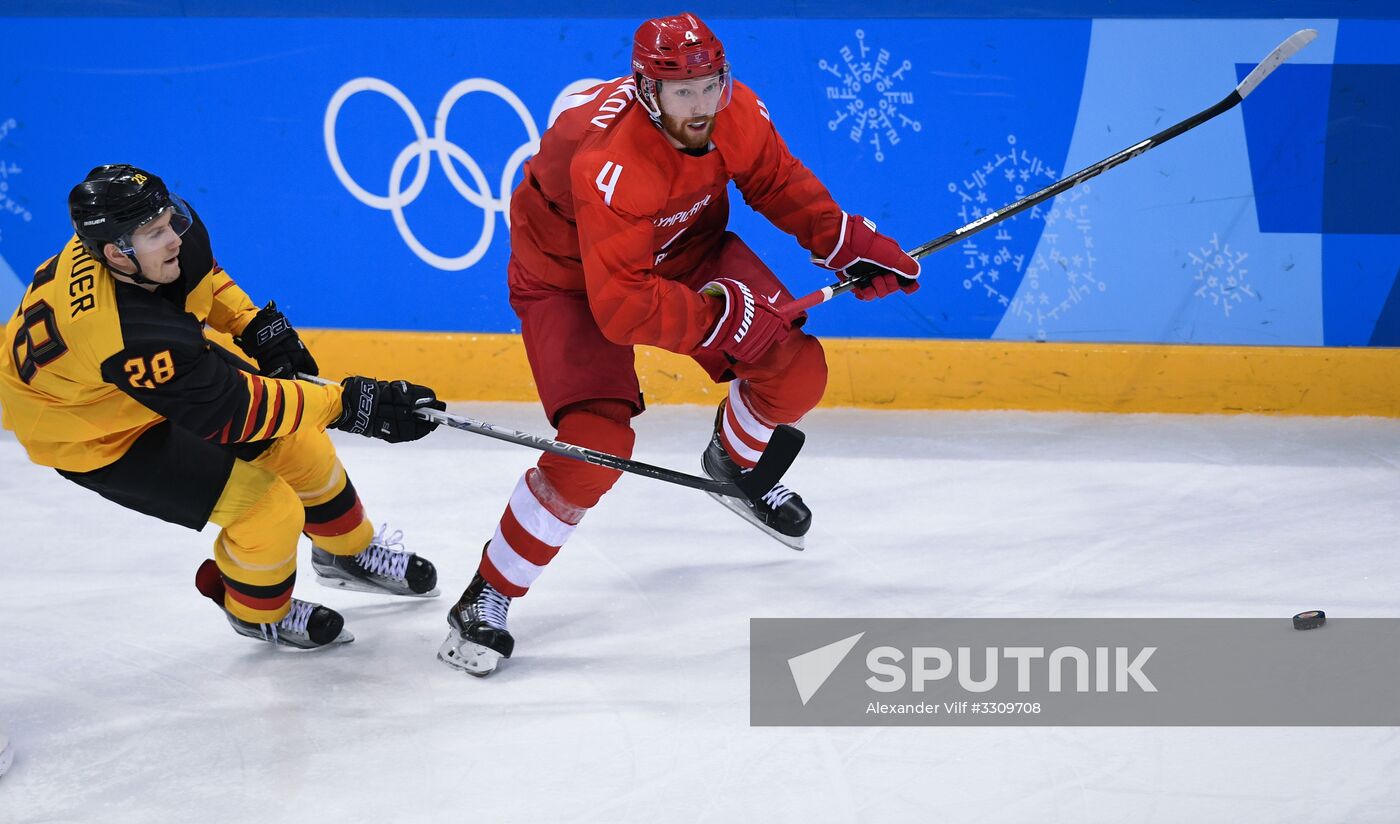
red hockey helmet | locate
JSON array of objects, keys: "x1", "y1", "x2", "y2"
[{"x1": 632, "y1": 12, "x2": 732, "y2": 121}]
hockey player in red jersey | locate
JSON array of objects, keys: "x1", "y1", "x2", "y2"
[{"x1": 439, "y1": 12, "x2": 919, "y2": 675}]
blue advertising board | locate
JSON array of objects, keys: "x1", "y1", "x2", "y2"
[{"x1": 0, "y1": 11, "x2": 1395, "y2": 346}]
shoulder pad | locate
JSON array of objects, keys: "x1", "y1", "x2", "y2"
[
  {"x1": 111, "y1": 286, "x2": 209, "y2": 354},
  {"x1": 728, "y1": 81, "x2": 772, "y2": 122},
  {"x1": 713, "y1": 82, "x2": 775, "y2": 170},
  {"x1": 572, "y1": 146, "x2": 665, "y2": 218},
  {"x1": 32, "y1": 254, "x2": 60, "y2": 288}
]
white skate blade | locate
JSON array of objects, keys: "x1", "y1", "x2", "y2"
[
  {"x1": 437, "y1": 630, "x2": 502, "y2": 677},
  {"x1": 706, "y1": 491, "x2": 805, "y2": 550},
  {"x1": 0, "y1": 734, "x2": 13, "y2": 778},
  {"x1": 313, "y1": 571, "x2": 440, "y2": 598},
  {"x1": 298, "y1": 627, "x2": 355, "y2": 649}
]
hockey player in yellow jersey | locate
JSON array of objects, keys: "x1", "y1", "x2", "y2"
[{"x1": 0, "y1": 164, "x2": 445, "y2": 648}]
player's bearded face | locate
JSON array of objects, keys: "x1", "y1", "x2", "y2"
[
  {"x1": 657, "y1": 73, "x2": 727, "y2": 149},
  {"x1": 660, "y1": 111, "x2": 716, "y2": 149}
]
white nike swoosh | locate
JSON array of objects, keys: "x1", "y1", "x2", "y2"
[
  {"x1": 661, "y1": 226, "x2": 689, "y2": 250},
  {"x1": 765, "y1": 291, "x2": 780, "y2": 304}
]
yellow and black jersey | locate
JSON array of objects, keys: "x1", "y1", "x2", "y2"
[{"x1": 0, "y1": 206, "x2": 342, "y2": 473}]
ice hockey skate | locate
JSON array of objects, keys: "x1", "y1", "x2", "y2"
[
  {"x1": 311, "y1": 524, "x2": 439, "y2": 597},
  {"x1": 438, "y1": 571, "x2": 514, "y2": 677},
  {"x1": 196, "y1": 559, "x2": 354, "y2": 649},
  {"x1": 225, "y1": 598, "x2": 354, "y2": 649},
  {"x1": 702, "y1": 403, "x2": 811, "y2": 550}
]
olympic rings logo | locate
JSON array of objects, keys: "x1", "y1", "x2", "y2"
[{"x1": 325, "y1": 76, "x2": 605, "y2": 271}]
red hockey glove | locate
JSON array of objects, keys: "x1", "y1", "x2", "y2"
[
  {"x1": 819, "y1": 212, "x2": 921, "y2": 301},
  {"x1": 698, "y1": 278, "x2": 791, "y2": 363}
]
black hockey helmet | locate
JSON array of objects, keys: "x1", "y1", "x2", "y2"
[{"x1": 68, "y1": 164, "x2": 191, "y2": 265}]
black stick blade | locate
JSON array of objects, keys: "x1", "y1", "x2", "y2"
[{"x1": 734, "y1": 424, "x2": 806, "y2": 502}]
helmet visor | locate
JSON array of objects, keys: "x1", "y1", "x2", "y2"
[
  {"x1": 121, "y1": 193, "x2": 193, "y2": 256},
  {"x1": 655, "y1": 70, "x2": 732, "y2": 119}
]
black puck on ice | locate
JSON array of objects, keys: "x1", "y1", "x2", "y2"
[{"x1": 1292, "y1": 610, "x2": 1326, "y2": 630}]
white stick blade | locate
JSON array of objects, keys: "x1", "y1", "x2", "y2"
[{"x1": 1237, "y1": 29, "x2": 1318, "y2": 99}]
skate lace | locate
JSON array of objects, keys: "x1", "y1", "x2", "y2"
[
  {"x1": 271, "y1": 599, "x2": 314, "y2": 641},
  {"x1": 358, "y1": 524, "x2": 410, "y2": 580},
  {"x1": 476, "y1": 584, "x2": 511, "y2": 630},
  {"x1": 761, "y1": 483, "x2": 796, "y2": 509}
]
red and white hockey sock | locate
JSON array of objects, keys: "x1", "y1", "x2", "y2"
[
  {"x1": 719, "y1": 380, "x2": 775, "y2": 470},
  {"x1": 479, "y1": 469, "x2": 584, "y2": 598}
]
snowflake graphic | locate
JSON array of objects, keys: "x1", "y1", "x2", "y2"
[
  {"x1": 954, "y1": 135, "x2": 1102, "y2": 341},
  {"x1": 1189, "y1": 233, "x2": 1252, "y2": 317},
  {"x1": 0, "y1": 118, "x2": 33, "y2": 245},
  {"x1": 818, "y1": 29, "x2": 920, "y2": 163}
]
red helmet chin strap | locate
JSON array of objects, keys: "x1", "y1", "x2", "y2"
[{"x1": 634, "y1": 75, "x2": 664, "y2": 123}]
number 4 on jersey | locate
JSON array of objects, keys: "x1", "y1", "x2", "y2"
[{"x1": 595, "y1": 161, "x2": 624, "y2": 207}]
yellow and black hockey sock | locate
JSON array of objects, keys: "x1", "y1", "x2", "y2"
[
  {"x1": 208, "y1": 459, "x2": 304, "y2": 624},
  {"x1": 252, "y1": 428, "x2": 373, "y2": 557}
]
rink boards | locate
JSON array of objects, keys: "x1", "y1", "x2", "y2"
[
  {"x1": 293, "y1": 330, "x2": 1400, "y2": 416},
  {"x1": 2, "y1": 9, "x2": 1398, "y2": 414}
]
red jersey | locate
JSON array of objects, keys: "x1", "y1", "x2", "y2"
[{"x1": 509, "y1": 77, "x2": 844, "y2": 354}]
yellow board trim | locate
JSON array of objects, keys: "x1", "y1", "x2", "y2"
[{"x1": 284, "y1": 329, "x2": 1400, "y2": 417}]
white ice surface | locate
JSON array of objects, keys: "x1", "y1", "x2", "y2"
[{"x1": 2, "y1": 404, "x2": 1400, "y2": 823}]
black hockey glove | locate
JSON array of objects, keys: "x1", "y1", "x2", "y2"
[
  {"x1": 332, "y1": 376, "x2": 444, "y2": 443},
  {"x1": 234, "y1": 301, "x2": 319, "y2": 379}
]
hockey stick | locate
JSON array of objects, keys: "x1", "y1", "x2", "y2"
[
  {"x1": 781, "y1": 28, "x2": 1319, "y2": 321},
  {"x1": 298, "y1": 374, "x2": 805, "y2": 502}
]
